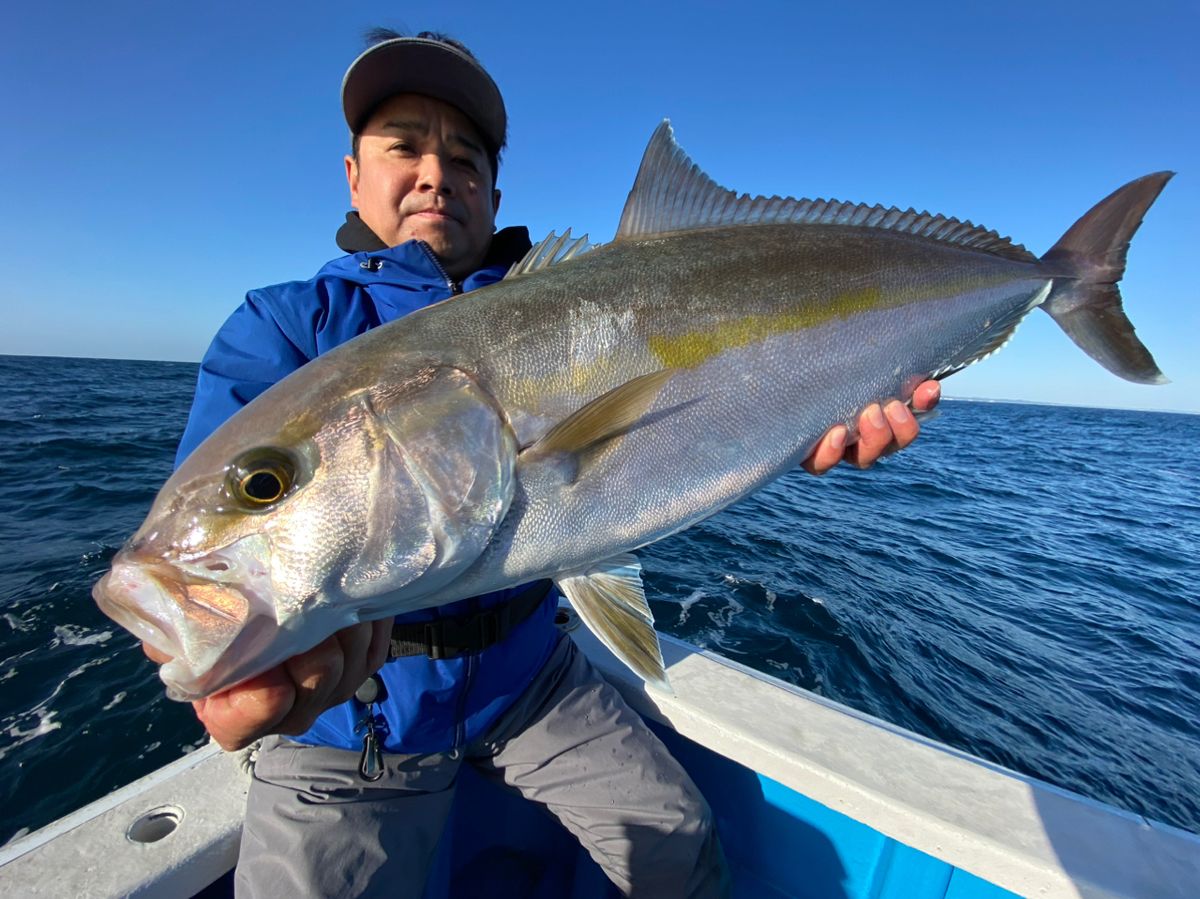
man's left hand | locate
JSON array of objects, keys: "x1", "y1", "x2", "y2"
[{"x1": 802, "y1": 380, "x2": 941, "y2": 475}]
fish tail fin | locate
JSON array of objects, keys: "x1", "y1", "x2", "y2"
[{"x1": 1039, "y1": 172, "x2": 1172, "y2": 384}]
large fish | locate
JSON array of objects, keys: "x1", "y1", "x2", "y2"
[{"x1": 94, "y1": 123, "x2": 1170, "y2": 700}]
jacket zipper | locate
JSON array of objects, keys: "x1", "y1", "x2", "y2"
[
  {"x1": 417, "y1": 241, "x2": 461, "y2": 295},
  {"x1": 452, "y1": 650, "x2": 477, "y2": 753},
  {"x1": 449, "y1": 592, "x2": 484, "y2": 753}
]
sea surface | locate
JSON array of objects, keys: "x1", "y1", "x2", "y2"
[{"x1": 1, "y1": 354, "x2": 1198, "y2": 846}]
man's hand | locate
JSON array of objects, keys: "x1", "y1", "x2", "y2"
[
  {"x1": 144, "y1": 618, "x2": 393, "y2": 751},
  {"x1": 802, "y1": 381, "x2": 941, "y2": 475}
]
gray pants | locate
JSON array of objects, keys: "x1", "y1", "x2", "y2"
[{"x1": 235, "y1": 635, "x2": 729, "y2": 898}]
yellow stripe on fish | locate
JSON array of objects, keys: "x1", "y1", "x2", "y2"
[{"x1": 648, "y1": 287, "x2": 884, "y2": 369}]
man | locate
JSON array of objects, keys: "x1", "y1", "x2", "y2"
[{"x1": 159, "y1": 29, "x2": 940, "y2": 898}]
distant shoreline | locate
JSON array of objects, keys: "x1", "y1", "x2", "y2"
[{"x1": 938, "y1": 395, "x2": 1199, "y2": 417}]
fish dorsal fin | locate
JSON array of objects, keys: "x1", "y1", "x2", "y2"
[
  {"x1": 506, "y1": 229, "x2": 595, "y2": 279},
  {"x1": 616, "y1": 121, "x2": 1036, "y2": 264}
]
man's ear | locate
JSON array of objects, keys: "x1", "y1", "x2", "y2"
[
  {"x1": 345, "y1": 155, "x2": 360, "y2": 208},
  {"x1": 493, "y1": 189, "x2": 502, "y2": 215}
]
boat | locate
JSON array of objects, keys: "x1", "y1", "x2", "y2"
[{"x1": 2, "y1": 603, "x2": 1196, "y2": 898}]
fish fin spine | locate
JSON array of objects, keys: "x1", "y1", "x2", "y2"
[{"x1": 506, "y1": 229, "x2": 595, "y2": 279}]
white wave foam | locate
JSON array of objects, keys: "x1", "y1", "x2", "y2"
[
  {"x1": 0, "y1": 709, "x2": 63, "y2": 761},
  {"x1": 707, "y1": 597, "x2": 745, "y2": 630},
  {"x1": 64, "y1": 658, "x2": 107, "y2": 680},
  {"x1": 136, "y1": 740, "x2": 163, "y2": 760},
  {"x1": 53, "y1": 625, "x2": 113, "y2": 647},
  {"x1": 101, "y1": 691, "x2": 127, "y2": 711},
  {"x1": 677, "y1": 589, "x2": 706, "y2": 626}
]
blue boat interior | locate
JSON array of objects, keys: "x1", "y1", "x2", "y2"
[
  {"x1": 191, "y1": 716, "x2": 1020, "y2": 898},
  {"x1": 205, "y1": 719, "x2": 1015, "y2": 899}
]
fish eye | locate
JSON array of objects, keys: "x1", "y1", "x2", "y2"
[
  {"x1": 240, "y1": 469, "x2": 286, "y2": 503},
  {"x1": 226, "y1": 450, "x2": 297, "y2": 509}
]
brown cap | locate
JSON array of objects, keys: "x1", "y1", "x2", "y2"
[{"x1": 341, "y1": 37, "x2": 507, "y2": 152}]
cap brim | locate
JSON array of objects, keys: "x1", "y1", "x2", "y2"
[{"x1": 341, "y1": 38, "x2": 506, "y2": 151}]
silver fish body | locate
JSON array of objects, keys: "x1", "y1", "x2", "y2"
[
  {"x1": 94, "y1": 123, "x2": 1170, "y2": 698},
  {"x1": 429, "y1": 225, "x2": 1050, "y2": 589}
]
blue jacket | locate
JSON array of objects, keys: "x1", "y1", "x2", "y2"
[{"x1": 176, "y1": 227, "x2": 561, "y2": 753}]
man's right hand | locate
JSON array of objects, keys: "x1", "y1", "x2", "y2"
[{"x1": 144, "y1": 618, "x2": 394, "y2": 751}]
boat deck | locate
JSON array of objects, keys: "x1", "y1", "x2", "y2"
[{"x1": 2, "y1": 611, "x2": 1196, "y2": 897}]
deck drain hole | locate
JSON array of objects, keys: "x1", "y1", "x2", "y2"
[{"x1": 126, "y1": 805, "x2": 183, "y2": 843}]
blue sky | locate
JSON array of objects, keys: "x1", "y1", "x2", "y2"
[{"x1": 3, "y1": 1, "x2": 1196, "y2": 412}]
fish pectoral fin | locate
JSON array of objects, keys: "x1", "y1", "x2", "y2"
[
  {"x1": 521, "y1": 370, "x2": 674, "y2": 483},
  {"x1": 555, "y1": 554, "x2": 669, "y2": 690}
]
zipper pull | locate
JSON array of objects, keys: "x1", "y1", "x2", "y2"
[{"x1": 354, "y1": 675, "x2": 387, "y2": 782}]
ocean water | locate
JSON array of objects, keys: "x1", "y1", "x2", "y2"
[{"x1": 1, "y1": 353, "x2": 1198, "y2": 846}]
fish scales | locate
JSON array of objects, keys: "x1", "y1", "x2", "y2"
[
  {"x1": 392, "y1": 226, "x2": 1052, "y2": 592},
  {"x1": 93, "y1": 121, "x2": 1171, "y2": 696}
]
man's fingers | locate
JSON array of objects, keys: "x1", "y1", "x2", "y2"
[
  {"x1": 142, "y1": 644, "x2": 171, "y2": 665},
  {"x1": 848, "y1": 403, "x2": 893, "y2": 468},
  {"x1": 194, "y1": 668, "x2": 296, "y2": 751},
  {"x1": 329, "y1": 622, "x2": 379, "y2": 705},
  {"x1": 275, "y1": 635, "x2": 347, "y2": 735},
  {"x1": 273, "y1": 621, "x2": 384, "y2": 735},
  {"x1": 848, "y1": 397, "x2": 930, "y2": 468},
  {"x1": 366, "y1": 618, "x2": 394, "y2": 675},
  {"x1": 801, "y1": 425, "x2": 848, "y2": 476},
  {"x1": 912, "y1": 380, "x2": 941, "y2": 413},
  {"x1": 884, "y1": 400, "x2": 919, "y2": 451},
  {"x1": 799, "y1": 379, "x2": 943, "y2": 476},
  {"x1": 150, "y1": 622, "x2": 389, "y2": 751}
]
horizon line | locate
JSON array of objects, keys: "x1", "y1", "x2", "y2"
[{"x1": 3, "y1": 351, "x2": 1196, "y2": 417}]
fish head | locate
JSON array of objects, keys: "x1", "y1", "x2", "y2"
[{"x1": 94, "y1": 363, "x2": 517, "y2": 699}]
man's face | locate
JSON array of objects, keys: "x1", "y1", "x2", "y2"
[{"x1": 345, "y1": 94, "x2": 501, "y2": 280}]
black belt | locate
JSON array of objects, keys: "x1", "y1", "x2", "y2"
[{"x1": 389, "y1": 580, "x2": 554, "y2": 660}]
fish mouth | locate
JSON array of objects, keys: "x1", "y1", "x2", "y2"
[{"x1": 93, "y1": 538, "x2": 277, "y2": 699}]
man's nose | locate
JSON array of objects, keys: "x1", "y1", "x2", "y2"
[{"x1": 417, "y1": 154, "x2": 453, "y2": 194}]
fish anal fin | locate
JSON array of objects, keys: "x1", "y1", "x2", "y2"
[
  {"x1": 929, "y1": 282, "x2": 1051, "y2": 380},
  {"x1": 555, "y1": 554, "x2": 668, "y2": 689}
]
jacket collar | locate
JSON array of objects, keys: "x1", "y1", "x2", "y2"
[
  {"x1": 324, "y1": 216, "x2": 530, "y2": 289},
  {"x1": 332, "y1": 211, "x2": 531, "y2": 285},
  {"x1": 336, "y1": 211, "x2": 387, "y2": 253}
]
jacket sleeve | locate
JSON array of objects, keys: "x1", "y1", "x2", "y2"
[{"x1": 174, "y1": 292, "x2": 312, "y2": 468}]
